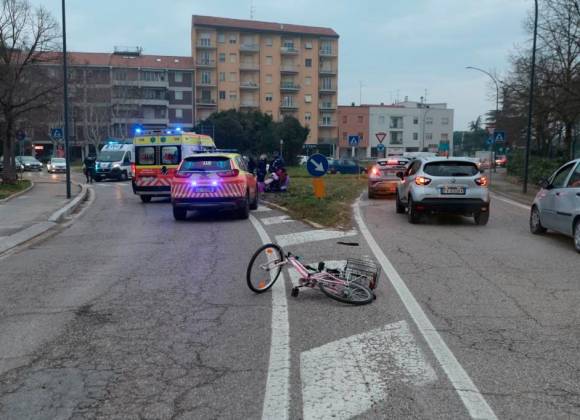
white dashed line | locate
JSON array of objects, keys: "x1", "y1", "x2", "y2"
[
  {"x1": 491, "y1": 193, "x2": 530, "y2": 211},
  {"x1": 260, "y1": 215, "x2": 295, "y2": 226},
  {"x1": 255, "y1": 205, "x2": 273, "y2": 212},
  {"x1": 276, "y1": 229, "x2": 357, "y2": 248},
  {"x1": 354, "y1": 198, "x2": 498, "y2": 420}
]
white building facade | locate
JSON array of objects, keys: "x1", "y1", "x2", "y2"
[{"x1": 368, "y1": 101, "x2": 454, "y2": 157}]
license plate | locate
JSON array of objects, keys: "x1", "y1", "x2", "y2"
[
  {"x1": 140, "y1": 177, "x2": 155, "y2": 182},
  {"x1": 441, "y1": 186, "x2": 466, "y2": 195},
  {"x1": 196, "y1": 187, "x2": 214, "y2": 193}
]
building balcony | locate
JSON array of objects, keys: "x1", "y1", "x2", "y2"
[
  {"x1": 389, "y1": 125, "x2": 404, "y2": 130},
  {"x1": 112, "y1": 79, "x2": 140, "y2": 86},
  {"x1": 196, "y1": 41, "x2": 216, "y2": 49},
  {"x1": 240, "y1": 43, "x2": 260, "y2": 52},
  {"x1": 319, "y1": 103, "x2": 336, "y2": 110},
  {"x1": 196, "y1": 99, "x2": 217, "y2": 107},
  {"x1": 197, "y1": 80, "x2": 216, "y2": 87},
  {"x1": 319, "y1": 86, "x2": 336, "y2": 93},
  {"x1": 112, "y1": 116, "x2": 169, "y2": 125},
  {"x1": 319, "y1": 68, "x2": 337, "y2": 75},
  {"x1": 240, "y1": 81, "x2": 259, "y2": 89},
  {"x1": 240, "y1": 100, "x2": 259, "y2": 108},
  {"x1": 319, "y1": 49, "x2": 337, "y2": 57},
  {"x1": 139, "y1": 79, "x2": 169, "y2": 88},
  {"x1": 240, "y1": 62, "x2": 260, "y2": 71},
  {"x1": 140, "y1": 98, "x2": 170, "y2": 106},
  {"x1": 196, "y1": 59, "x2": 216, "y2": 68},
  {"x1": 319, "y1": 120, "x2": 337, "y2": 127},
  {"x1": 280, "y1": 102, "x2": 299, "y2": 110},
  {"x1": 318, "y1": 137, "x2": 338, "y2": 145},
  {"x1": 280, "y1": 65, "x2": 299, "y2": 74},
  {"x1": 280, "y1": 82, "x2": 300, "y2": 92},
  {"x1": 280, "y1": 46, "x2": 299, "y2": 55}
]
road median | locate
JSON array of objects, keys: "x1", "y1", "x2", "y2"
[{"x1": 0, "y1": 180, "x2": 33, "y2": 202}]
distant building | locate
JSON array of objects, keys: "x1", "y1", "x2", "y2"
[
  {"x1": 26, "y1": 48, "x2": 194, "y2": 158},
  {"x1": 191, "y1": 15, "x2": 339, "y2": 151},
  {"x1": 338, "y1": 101, "x2": 454, "y2": 158}
]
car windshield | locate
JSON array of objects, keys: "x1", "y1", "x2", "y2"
[
  {"x1": 51, "y1": 158, "x2": 65, "y2": 164},
  {"x1": 19, "y1": 156, "x2": 37, "y2": 162},
  {"x1": 97, "y1": 151, "x2": 124, "y2": 162},
  {"x1": 179, "y1": 156, "x2": 232, "y2": 172},
  {"x1": 423, "y1": 161, "x2": 479, "y2": 177}
]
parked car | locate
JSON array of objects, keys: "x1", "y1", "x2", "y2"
[
  {"x1": 395, "y1": 157, "x2": 490, "y2": 224},
  {"x1": 328, "y1": 158, "x2": 366, "y2": 174},
  {"x1": 495, "y1": 155, "x2": 508, "y2": 167},
  {"x1": 16, "y1": 156, "x2": 42, "y2": 171},
  {"x1": 47, "y1": 157, "x2": 67, "y2": 173},
  {"x1": 0, "y1": 158, "x2": 25, "y2": 172},
  {"x1": 367, "y1": 157, "x2": 410, "y2": 198},
  {"x1": 530, "y1": 158, "x2": 580, "y2": 252}
]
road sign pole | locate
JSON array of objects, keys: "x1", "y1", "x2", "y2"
[{"x1": 62, "y1": 0, "x2": 71, "y2": 199}]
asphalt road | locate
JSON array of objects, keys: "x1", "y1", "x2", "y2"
[{"x1": 0, "y1": 179, "x2": 578, "y2": 419}]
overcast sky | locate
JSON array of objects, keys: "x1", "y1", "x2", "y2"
[{"x1": 31, "y1": 0, "x2": 532, "y2": 130}]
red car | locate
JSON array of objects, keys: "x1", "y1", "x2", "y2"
[
  {"x1": 495, "y1": 155, "x2": 508, "y2": 167},
  {"x1": 170, "y1": 152, "x2": 258, "y2": 220}
]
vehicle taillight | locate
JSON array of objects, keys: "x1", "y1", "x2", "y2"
[
  {"x1": 131, "y1": 163, "x2": 136, "y2": 174},
  {"x1": 387, "y1": 160, "x2": 398, "y2": 165},
  {"x1": 370, "y1": 166, "x2": 380, "y2": 177},
  {"x1": 174, "y1": 171, "x2": 191, "y2": 178},
  {"x1": 415, "y1": 176, "x2": 431, "y2": 186},
  {"x1": 475, "y1": 176, "x2": 488, "y2": 187},
  {"x1": 217, "y1": 169, "x2": 240, "y2": 177}
]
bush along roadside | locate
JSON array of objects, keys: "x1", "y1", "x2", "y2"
[
  {"x1": 0, "y1": 179, "x2": 32, "y2": 200},
  {"x1": 507, "y1": 151, "x2": 566, "y2": 185}
]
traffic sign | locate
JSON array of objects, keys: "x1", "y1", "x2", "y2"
[
  {"x1": 51, "y1": 128, "x2": 63, "y2": 140},
  {"x1": 486, "y1": 136, "x2": 493, "y2": 146},
  {"x1": 375, "y1": 132, "x2": 386, "y2": 144},
  {"x1": 377, "y1": 144, "x2": 385, "y2": 152},
  {"x1": 494, "y1": 131, "x2": 506, "y2": 143},
  {"x1": 348, "y1": 135, "x2": 360, "y2": 146},
  {"x1": 306, "y1": 153, "x2": 329, "y2": 177},
  {"x1": 15, "y1": 130, "x2": 26, "y2": 141}
]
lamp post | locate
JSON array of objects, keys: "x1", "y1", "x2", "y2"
[
  {"x1": 466, "y1": 66, "x2": 500, "y2": 184},
  {"x1": 61, "y1": 0, "x2": 71, "y2": 198},
  {"x1": 523, "y1": 0, "x2": 539, "y2": 194}
]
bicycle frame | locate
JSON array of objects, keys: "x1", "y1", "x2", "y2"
[{"x1": 283, "y1": 255, "x2": 352, "y2": 289}]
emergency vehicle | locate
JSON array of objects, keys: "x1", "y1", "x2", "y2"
[
  {"x1": 171, "y1": 152, "x2": 258, "y2": 220},
  {"x1": 132, "y1": 130, "x2": 216, "y2": 202},
  {"x1": 94, "y1": 140, "x2": 134, "y2": 182}
]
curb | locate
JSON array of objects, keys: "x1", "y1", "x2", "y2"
[
  {"x1": 0, "y1": 181, "x2": 35, "y2": 204},
  {"x1": 0, "y1": 183, "x2": 90, "y2": 256},
  {"x1": 260, "y1": 199, "x2": 325, "y2": 229}
]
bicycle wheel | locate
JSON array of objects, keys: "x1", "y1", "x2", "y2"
[
  {"x1": 247, "y1": 243, "x2": 284, "y2": 293},
  {"x1": 319, "y1": 278, "x2": 374, "y2": 305}
]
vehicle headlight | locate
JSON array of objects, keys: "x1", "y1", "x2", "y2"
[{"x1": 113, "y1": 163, "x2": 120, "y2": 168}]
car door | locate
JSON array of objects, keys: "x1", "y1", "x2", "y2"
[
  {"x1": 553, "y1": 162, "x2": 580, "y2": 235},
  {"x1": 400, "y1": 160, "x2": 420, "y2": 202},
  {"x1": 541, "y1": 163, "x2": 575, "y2": 231},
  {"x1": 237, "y1": 157, "x2": 256, "y2": 197}
]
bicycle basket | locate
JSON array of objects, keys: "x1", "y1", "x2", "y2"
[{"x1": 343, "y1": 258, "x2": 381, "y2": 290}]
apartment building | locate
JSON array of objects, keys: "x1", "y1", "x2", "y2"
[
  {"x1": 191, "y1": 15, "x2": 339, "y2": 147},
  {"x1": 26, "y1": 48, "x2": 194, "y2": 158},
  {"x1": 338, "y1": 101, "x2": 454, "y2": 158}
]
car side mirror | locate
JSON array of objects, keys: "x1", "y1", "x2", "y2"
[
  {"x1": 538, "y1": 178, "x2": 552, "y2": 190},
  {"x1": 396, "y1": 171, "x2": 404, "y2": 179}
]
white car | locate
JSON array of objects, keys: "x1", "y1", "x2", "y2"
[
  {"x1": 47, "y1": 157, "x2": 67, "y2": 173},
  {"x1": 395, "y1": 157, "x2": 490, "y2": 224}
]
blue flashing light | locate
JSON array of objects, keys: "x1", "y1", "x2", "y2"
[
  {"x1": 191, "y1": 180, "x2": 197, "y2": 186},
  {"x1": 166, "y1": 130, "x2": 172, "y2": 134},
  {"x1": 211, "y1": 180, "x2": 218, "y2": 187},
  {"x1": 175, "y1": 127, "x2": 182, "y2": 132},
  {"x1": 135, "y1": 128, "x2": 142, "y2": 134}
]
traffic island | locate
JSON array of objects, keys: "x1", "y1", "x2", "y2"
[{"x1": 0, "y1": 180, "x2": 33, "y2": 201}]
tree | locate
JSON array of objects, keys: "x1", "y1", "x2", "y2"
[
  {"x1": 0, "y1": 0, "x2": 61, "y2": 183},
  {"x1": 275, "y1": 116, "x2": 309, "y2": 165}
]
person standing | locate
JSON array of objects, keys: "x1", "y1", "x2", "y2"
[
  {"x1": 83, "y1": 156, "x2": 95, "y2": 183},
  {"x1": 257, "y1": 154, "x2": 268, "y2": 192}
]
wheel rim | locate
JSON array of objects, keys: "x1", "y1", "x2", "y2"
[
  {"x1": 324, "y1": 282, "x2": 370, "y2": 302},
  {"x1": 249, "y1": 246, "x2": 281, "y2": 290},
  {"x1": 531, "y1": 208, "x2": 540, "y2": 229}
]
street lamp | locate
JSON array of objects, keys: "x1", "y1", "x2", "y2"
[
  {"x1": 61, "y1": 0, "x2": 71, "y2": 198},
  {"x1": 466, "y1": 66, "x2": 500, "y2": 183}
]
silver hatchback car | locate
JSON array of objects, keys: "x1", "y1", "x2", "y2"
[
  {"x1": 530, "y1": 158, "x2": 580, "y2": 252},
  {"x1": 395, "y1": 157, "x2": 490, "y2": 224}
]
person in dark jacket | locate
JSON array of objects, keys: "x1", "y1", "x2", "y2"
[
  {"x1": 83, "y1": 156, "x2": 96, "y2": 183},
  {"x1": 256, "y1": 154, "x2": 268, "y2": 192}
]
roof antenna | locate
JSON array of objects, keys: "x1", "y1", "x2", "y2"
[{"x1": 250, "y1": 0, "x2": 255, "y2": 19}]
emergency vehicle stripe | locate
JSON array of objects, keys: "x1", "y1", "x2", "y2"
[{"x1": 170, "y1": 182, "x2": 246, "y2": 199}]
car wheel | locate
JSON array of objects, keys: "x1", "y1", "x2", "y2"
[
  {"x1": 574, "y1": 219, "x2": 580, "y2": 253},
  {"x1": 250, "y1": 187, "x2": 259, "y2": 210},
  {"x1": 173, "y1": 206, "x2": 187, "y2": 221},
  {"x1": 140, "y1": 195, "x2": 152, "y2": 203},
  {"x1": 238, "y1": 192, "x2": 250, "y2": 219},
  {"x1": 407, "y1": 196, "x2": 420, "y2": 224},
  {"x1": 474, "y1": 210, "x2": 490, "y2": 226},
  {"x1": 395, "y1": 190, "x2": 405, "y2": 214},
  {"x1": 530, "y1": 206, "x2": 547, "y2": 234}
]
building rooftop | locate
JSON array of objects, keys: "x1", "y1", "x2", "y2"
[
  {"x1": 41, "y1": 51, "x2": 194, "y2": 70},
  {"x1": 192, "y1": 15, "x2": 338, "y2": 37}
]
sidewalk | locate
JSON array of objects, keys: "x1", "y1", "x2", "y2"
[
  {"x1": 0, "y1": 172, "x2": 88, "y2": 255},
  {"x1": 488, "y1": 168, "x2": 538, "y2": 206}
]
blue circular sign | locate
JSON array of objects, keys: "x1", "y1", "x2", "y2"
[
  {"x1": 306, "y1": 154, "x2": 329, "y2": 177},
  {"x1": 377, "y1": 144, "x2": 385, "y2": 152}
]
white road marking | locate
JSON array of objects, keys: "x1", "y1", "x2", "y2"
[
  {"x1": 255, "y1": 205, "x2": 272, "y2": 212},
  {"x1": 249, "y1": 215, "x2": 290, "y2": 420},
  {"x1": 354, "y1": 199, "x2": 498, "y2": 420},
  {"x1": 301, "y1": 321, "x2": 436, "y2": 420},
  {"x1": 276, "y1": 228, "x2": 357, "y2": 248},
  {"x1": 491, "y1": 193, "x2": 530, "y2": 211},
  {"x1": 260, "y1": 215, "x2": 295, "y2": 226}
]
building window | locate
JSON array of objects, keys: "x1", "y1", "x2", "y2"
[
  {"x1": 305, "y1": 58, "x2": 312, "y2": 67},
  {"x1": 413, "y1": 116, "x2": 419, "y2": 124},
  {"x1": 264, "y1": 36, "x2": 273, "y2": 46},
  {"x1": 358, "y1": 132, "x2": 364, "y2": 141},
  {"x1": 266, "y1": 74, "x2": 272, "y2": 84},
  {"x1": 229, "y1": 72, "x2": 237, "y2": 82},
  {"x1": 320, "y1": 41, "x2": 333, "y2": 55},
  {"x1": 229, "y1": 53, "x2": 237, "y2": 64},
  {"x1": 413, "y1": 132, "x2": 418, "y2": 140},
  {"x1": 390, "y1": 132, "x2": 403, "y2": 145},
  {"x1": 357, "y1": 115, "x2": 363, "y2": 123},
  {"x1": 282, "y1": 38, "x2": 295, "y2": 48},
  {"x1": 176, "y1": 109, "x2": 183, "y2": 118},
  {"x1": 199, "y1": 33, "x2": 211, "y2": 47},
  {"x1": 217, "y1": 33, "x2": 225, "y2": 43},
  {"x1": 425, "y1": 116, "x2": 433, "y2": 125},
  {"x1": 219, "y1": 72, "x2": 225, "y2": 82},
  {"x1": 305, "y1": 112, "x2": 311, "y2": 122},
  {"x1": 229, "y1": 34, "x2": 237, "y2": 44},
  {"x1": 305, "y1": 94, "x2": 312, "y2": 103},
  {"x1": 174, "y1": 72, "x2": 183, "y2": 82},
  {"x1": 305, "y1": 76, "x2": 312, "y2": 86},
  {"x1": 175, "y1": 90, "x2": 183, "y2": 100},
  {"x1": 219, "y1": 53, "x2": 226, "y2": 63},
  {"x1": 441, "y1": 133, "x2": 449, "y2": 140},
  {"x1": 201, "y1": 71, "x2": 211, "y2": 84},
  {"x1": 426, "y1": 133, "x2": 433, "y2": 140},
  {"x1": 342, "y1": 115, "x2": 347, "y2": 124},
  {"x1": 304, "y1": 41, "x2": 312, "y2": 49},
  {"x1": 390, "y1": 116, "x2": 403, "y2": 129},
  {"x1": 266, "y1": 56, "x2": 273, "y2": 65},
  {"x1": 379, "y1": 115, "x2": 385, "y2": 124},
  {"x1": 441, "y1": 117, "x2": 449, "y2": 125},
  {"x1": 265, "y1": 93, "x2": 273, "y2": 102},
  {"x1": 229, "y1": 91, "x2": 237, "y2": 100},
  {"x1": 321, "y1": 77, "x2": 332, "y2": 89},
  {"x1": 219, "y1": 90, "x2": 226, "y2": 100},
  {"x1": 322, "y1": 114, "x2": 332, "y2": 125}
]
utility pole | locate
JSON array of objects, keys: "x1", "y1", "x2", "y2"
[
  {"x1": 62, "y1": 0, "x2": 71, "y2": 199},
  {"x1": 523, "y1": 0, "x2": 538, "y2": 194}
]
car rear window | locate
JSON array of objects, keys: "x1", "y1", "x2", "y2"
[
  {"x1": 378, "y1": 159, "x2": 408, "y2": 167},
  {"x1": 179, "y1": 156, "x2": 232, "y2": 172},
  {"x1": 423, "y1": 161, "x2": 479, "y2": 177}
]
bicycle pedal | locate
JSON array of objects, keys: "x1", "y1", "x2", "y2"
[{"x1": 291, "y1": 287, "x2": 299, "y2": 297}]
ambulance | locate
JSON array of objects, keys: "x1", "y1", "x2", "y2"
[
  {"x1": 94, "y1": 140, "x2": 134, "y2": 182},
  {"x1": 132, "y1": 129, "x2": 216, "y2": 202}
]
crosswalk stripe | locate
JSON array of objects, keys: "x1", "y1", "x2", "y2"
[
  {"x1": 260, "y1": 215, "x2": 295, "y2": 226},
  {"x1": 275, "y1": 229, "x2": 357, "y2": 248}
]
